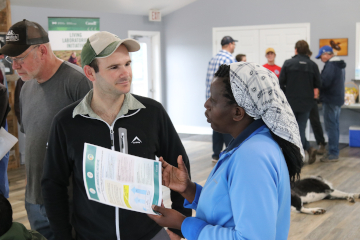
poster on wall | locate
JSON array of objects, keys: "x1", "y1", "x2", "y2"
[
  {"x1": 0, "y1": 33, "x2": 13, "y2": 75},
  {"x1": 48, "y1": 17, "x2": 99, "y2": 67},
  {"x1": 319, "y1": 38, "x2": 348, "y2": 56}
]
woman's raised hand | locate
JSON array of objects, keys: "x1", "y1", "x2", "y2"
[{"x1": 160, "y1": 155, "x2": 191, "y2": 194}]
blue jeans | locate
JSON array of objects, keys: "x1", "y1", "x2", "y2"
[
  {"x1": 293, "y1": 111, "x2": 310, "y2": 151},
  {"x1": 25, "y1": 201, "x2": 54, "y2": 240},
  {"x1": 212, "y1": 131, "x2": 232, "y2": 158},
  {"x1": 323, "y1": 103, "x2": 341, "y2": 157},
  {"x1": 0, "y1": 121, "x2": 9, "y2": 198}
]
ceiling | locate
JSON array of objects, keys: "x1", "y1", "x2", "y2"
[{"x1": 11, "y1": 0, "x2": 198, "y2": 16}]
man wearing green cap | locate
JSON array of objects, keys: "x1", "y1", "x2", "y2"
[
  {"x1": 0, "y1": 19, "x2": 92, "y2": 240},
  {"x1": 42, "y1": 31, "x2": 191, "y2": 240}
]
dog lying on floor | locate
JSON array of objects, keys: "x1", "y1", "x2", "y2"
[{"x1": 291, "y1": 176, "x2": 360, "y2": 214}]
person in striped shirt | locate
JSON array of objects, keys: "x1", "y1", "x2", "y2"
[{"x1": 205, "y1": 36, "x2": 237, "y2": 162}]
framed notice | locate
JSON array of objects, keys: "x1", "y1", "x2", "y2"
[
  {"x1": 319, "y1": 38, "x2": 348, "y2": 56},
  {"x1": 48, "y1": 17, "x2": 100, "y2": 66}
]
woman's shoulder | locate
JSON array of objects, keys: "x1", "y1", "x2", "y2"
[
  {"x1": 226, "y1": 128, "x2": 286, "y2": 182},
  {"x1": 243, "y1": 127, "x2": 280, "y2": 152},
  {"x1": 230, "y1": 127, "x2": 283, "y2": 166}
]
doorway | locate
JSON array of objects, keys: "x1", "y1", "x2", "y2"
[{"x1": 128, "y1": 31, "x2": 161, "y2": 103}]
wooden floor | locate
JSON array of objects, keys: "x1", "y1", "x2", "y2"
[{"x1": 8, "y1": 135, "x2": 360, "y2": 239}]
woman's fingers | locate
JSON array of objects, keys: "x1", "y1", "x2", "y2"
[
  {"x1": 148, "y1": 205, "x2": 166, "y2": 222},
  {"x1": 160, "y1": 157, "x2": 171, "y2": 187},
  {"x1": 152, "y1": 204, "x2": 166, "y2": 215},
  {"x1": 162, "y1": 167, "x2": 171, "y2": 187},
  {"x1": 147, "y1": 213, "x2": 162, "y2": 220},
  {"x1": 160, "y1": 157, "x2": 170, "y2": 168},
  {"x1": 177, "y1": 155, "x2": 188, "y2": 173}
]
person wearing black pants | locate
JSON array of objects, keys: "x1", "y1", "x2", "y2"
[
  {"x1": 309, "y1": 99, "x2": 326, "y2": 155},
  {"x1": 212, "y1": 131, "x2": 232, "y2": 162},
  {"x1": 279, "y1": 40, "x2": 321, "y2": 164}
]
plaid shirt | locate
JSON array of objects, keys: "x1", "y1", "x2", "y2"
[{"x1": 205, "y1": 50, "x2": 236, "y2": 99}]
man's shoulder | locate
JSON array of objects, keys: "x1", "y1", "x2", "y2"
[
  {"x1": 57, "y1": 61, "x2": 87, "y2": 81},
  {"x1": 283, "y1": 56, "x2": 302, "y2": 67},
  {"x1": 20, "y1": 79, "x2": 36, "y2": 93},
  {"x1": 53, "y1": 100, "x2": 82, "y2": 123},
  {"x1": 62, "y1": 61, "x2": 84, "y2": 73},
  {"x1": 55, "y1": 62, "x2": 91, "y2": 91},
  {"x1": 131, "y1": 94, "x2": 164, "y2": 110},
  {"x1": 218, "y1": 50, "x2": 233, "y2": 58}
]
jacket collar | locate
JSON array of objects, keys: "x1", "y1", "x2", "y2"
[
  {"x1": 224, "y1": 119, "x2": 266, "y2": 153},
  {"x1": 72, "y1": 89, "x2": 146, "y2": 120},
  {"x1": 329, "y1": 56, "x2": 341, "y2": 62}
]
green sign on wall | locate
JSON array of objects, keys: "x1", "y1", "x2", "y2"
[{"x1": 48, "y1": 17, "x2": 100, "y2": 31}]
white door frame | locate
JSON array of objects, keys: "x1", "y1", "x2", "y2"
[
  {"x1": 356, "y1": 23, "x2": 360, "y2": 77},
  {"x1": 212, "y1": 23, "x2": 311, "y2": 56},
  {"x1": 128, "y1": 30, "x2": 162, "y2": 103}
]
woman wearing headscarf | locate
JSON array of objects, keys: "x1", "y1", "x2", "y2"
[{"x1": 148, "y1": 62, "x2": 303, "y2": 240}]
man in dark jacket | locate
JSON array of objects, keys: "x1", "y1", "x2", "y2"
[
  {"x1": 279, "y1": 40, "x2": 321, "y2": 164},
  {"x1": 316, "y1": 45, "x2": 346, "y2": 162},
  {"x1": 42, "y1": 32, "x2": 191, "y2": 240}
]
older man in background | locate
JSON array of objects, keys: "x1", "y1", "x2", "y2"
[{"x1": 0, "y1": 19, "x2": 92, "y2": 239}]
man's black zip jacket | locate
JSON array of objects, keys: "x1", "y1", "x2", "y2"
[
  {"x1": 279, "y1": 54, "x2": 321, "y2": 112},
  {"x1": 42, "y1": 94, "x2": 192, "y2": 240}
]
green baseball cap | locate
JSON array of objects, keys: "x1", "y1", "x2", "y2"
[{"x1": 81, "y1": 31, "x2": 140, "y2": 68}]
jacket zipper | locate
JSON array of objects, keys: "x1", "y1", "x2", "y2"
[
  {"x1": 121, "y1": 133, "x2": 125, "y2": 153},
  {"x1": 110, "y1": 128, "x2": 115, "y2": 150},
  {"x1": 80, "y1": 108, "x2": 141, "y2": 240},
  {"x1": 110, "y1": 127, "x2": 119, "y2": 240}
]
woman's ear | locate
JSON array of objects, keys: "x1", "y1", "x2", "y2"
[{"x1": 233, "y1": 106, "x2": 245, "y2": 122}]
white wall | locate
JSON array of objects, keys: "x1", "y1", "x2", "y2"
[{"x1": 162, "y1": 0, "x2": 360, "y2": 131}]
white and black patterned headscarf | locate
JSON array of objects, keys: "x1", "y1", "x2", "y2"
[{"x1": 229, "y1": 62, "x2": 304, "y2": 158}]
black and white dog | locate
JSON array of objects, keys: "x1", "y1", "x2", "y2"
[{"x1": 291, "y1": 176, "x2": 360, "y2": 214}]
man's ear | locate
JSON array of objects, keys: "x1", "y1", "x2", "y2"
[
  {"x1": 83, "y1": 65, "x2": 96, "y2": 82},
  {"x1": 39, "y1": 44, "x2": 48, "y2": 59},
  {"x1": 233, "y1": 106, "x2": 246, "y2": 122}
]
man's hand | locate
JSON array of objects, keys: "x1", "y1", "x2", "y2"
[
  {"x1": 148, "y1": 205, "x2": 186, "y2": 230},
  {"x1": 166, "y1": 229, "x2": 182, "y2": 240}
]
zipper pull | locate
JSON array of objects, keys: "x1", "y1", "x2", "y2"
[
  {"x1": 121, "y1": 134, "x2": 124, "y2": 149},
  {"x1": 110, "y1": 129, "x2": 114, "y2": 147}
]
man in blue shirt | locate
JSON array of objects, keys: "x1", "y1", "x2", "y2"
[{"x1": 205, "y1": 36, "x2": 237, "y2": 162}]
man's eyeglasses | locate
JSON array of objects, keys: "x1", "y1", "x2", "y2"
[{"x1": 5, "y1": 45, "x2": 40, "y2": 65}]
